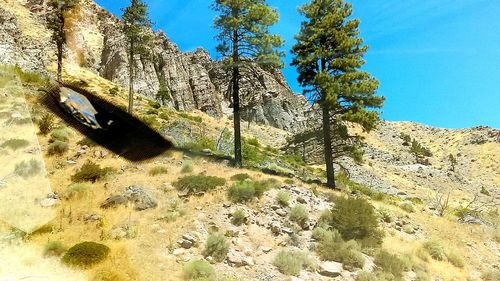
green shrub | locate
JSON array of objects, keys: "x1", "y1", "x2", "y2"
[
  {"x1": 48, "y1": 140, "x2": 69, "y2": 155},
  {"x1": 355, "y1": 271, "x2": 377, "y2": 281},
  {"x1": 44, "y1": 241, "x2": 67, "y2": 257},
  {"x1": 148, "y1": 100, "x2": 161, "y2": 109},
  {"x1": 227, "y1": 178, "x2": 276, "y2": 203},
  {"x1": 481, "y1": 269, "x2": 500, "y2": 281},
  {"x1": 184, "y1": 137, "x2": 216, "y2": 152},
  {"x1": 422, "y1": 240, "x2": 446, "y2": 261},
  {"x1": 159, "y1": 198, "x2": 186, "y2": 222},
  {"x1": 325, "y1": 196, "x2": 384, "y2": 247},
  {"x1": 289, "y1": 205, "x2": 309, "y2": 228},
  {"x1": 173, "y1": 174, "x2": 226, "y2": 195},
  {"x1": 14, "y1": 159, "x2": 41, "y2": 178},
  {"x1": 61, "y1": 241, "x2": 109, "y2": 268},
  {"x1": 0, "y1": 139, "x2": 30, "y2": 150},
  {"x1": 65, "y1": 183, "x2": 91, "y2": 199},
  {"x1": 203, "y1": 233, "x2": 229, "y2": 262},
  {"x1": 378, "y1": 207, "x2": 394, "y2": 223},
  {"x1": 374, "y1": 250, "x2": 406, "y2": 278},
  {"x1": 108, "y1": 86, "x2": 119, "y2": 96},
  {"x1": 71, "y1": 161, "x2": 114, "y2": 183},
  {"x1": 228, "y1": 180, "x2": 255, "y2": 203},
  {"x1": 231, "y1": 209, "x2": 246, "y2": 226},
  {"x1": 180, "y1": 161, "x2": 194, "y2": 173},
  {"x1": 273, "y1": 250, "x2": 316, "y2": 276},
  {"x1": 182, "y1": 259, "x2": 215, "y2": 280},
  {"x1": 230, "y1": 173, "x2": 251, "y2": 181},
  {"x1": 50, "y1": 128, "x2": 70, "y2": 142},
  {"x1": 399, "y1": 201, "x2": 415, "y2": 213},
  {"x1": 480, "y1": 186, "x2": 490, "y2": 196},
  {"x1": 246, "y1": 137, "x2": 260, "y2": 147},
  {"x1": 446, "y1": 251, "x2": 464, "y2": 268},
  {"x1": 316, "y1": 233, "x2": 365, "y2": 271},
  {"x1": 178, "y1": 112, "x2": 202, "y2": 123},
  {"x1": 276, "y1": 191, "x2": 290, "y2": 207},
  {"x1": 149, "y1": 165, "x2": 168, "y2": 176},
  {"x1": 242, "y1": 139, "x2": 267, "y2": 164},
  {"x1": 77, "y1": 137, "x2": 97, "y2": 147},
  {"x1": 38, "y1": 113, "x2": 55, "y2": 135},
  {"x1": 311, "y1": 227, "x2": 331, "y2": 241},
  {"x1": 284, "y1": 178, "x2": 294, "y2": 184}
]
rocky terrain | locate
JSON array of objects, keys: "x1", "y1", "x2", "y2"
[
  {"x1": 0, "y1": 0, "x2": 311, "y2": 132},
  {"x1": 0, "y1": 1, "x2": 499, "y2": 281}
]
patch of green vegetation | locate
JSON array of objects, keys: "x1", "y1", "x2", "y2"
[
  {"x1": 377, "y1": 207, "x2": 394, "y2": 223},
  {"x1": 173, "y1": 174, "x2": 226, "y2": 195},
  {"x1": 159, "y1": 197, "x2": 186, "y2": 222},
  {"x1": 203, "y1": 233, "x2": 229, "y2": 262},
  {"x1": 7, "y1": 65, "x2": 49, "y2": 86},
  {"x1": 183, "y1": 136, "x2": 216, "y2": 152},
  {"x1": 44, "y1": 241, "x2": 67, "y2": 257},
  {"x1": 399, "y1": 201, "x2": 416, "y2": 213},
  {"x1": 422, "y1": 240, "x2": 446, "y2": 261},
  {"x1": 71, "y1": 161, "x2": 115, "y2": 183},
  {"x1": 400, "y1": 133, "x2": 411, "y2": 145},
  {"x1": 336, "y1": 171, "x2": 393, "y2": 202},
  {"x1": 48, "y1": 140, "x2": 69, "y2": 155},
  {"x1": 246, "y1": 137, "x2": 260, "y2": 147},
  {"x1": 180, "y1": 161, "x2": 194, "y2": 173},
  {"x1": 480, "y1": 186, "x2": 491, "y2": 196},
  {"x1": 230, "y1": 173, "x2": 251, "y2": 181},
  {"x1": 242, "y1": 138, "x2": 269, "y2": 165},
  {"x1": 182, "y1": 259, "x2": 216, "y2": 281},
  {"x1": 453, "y1": 207, "x2": 480, "y2": 220},
  {"x1": 139, "y1": 114, "x2": 160, "y2": 128},
  {"x1": 148, "y1": 100, "x2": 161, "y2": 109},
  {"x1": 62, "y1": 241, "x2": 110, "y2": 268},
  {"x1": 38, "y1": 113, "x2": 55, "y2": 135},
  {"x1": 149, "y1": 165, "x2": 168, "y2": 176},
  {"x1": 276, "y1": 190, "x2": 290, "y2": 207},
  {"x1": 108, "y1": 86, "x2": 119, "y2": 96},
  {"x1": 91, "y1": 270, "x2": 126, "y2": 281},
  {"x1": 65, "y1": 183, "x2": 91, "y2": 199},
  {"x1": 14, "y1": 159, "x2": 41, "y2": 178},
  {"x1": 281, "y1": 152, "x2": 306, "y2": 168},
  {"x1": 178, "y1": 112, "x2": 202, "y2": 123},
  {"x1": 0, "y1": 139, "x2": 30, "y2": 150},
  {"x1": 314, "y1": 228, "x2": 365, "y2": 270},
  {"x1": 322, "y1": 196, "x2": 384, "y2": 248},
  {"x1": 289, "y1": 205, "x2": 309, "y2": 228},
  {"x1": 272, "y1": 250, "x2": 316, "y2": 276},
  {"x1": 227, "y1": 178, "x2": 278, "y2": 203},
  {"x1": 49, "y1": 128, "x2": 71, "y2": 142},
  {"x1": 374, "y1": 250, "x2": 406, "y2": 279},
  {"x1": 231, "y1": 209, "x2": 246, "y2": 226},
  {"x1": 446, "y1": 251, "x2": 464, "y2": 268},
  {"x1": 77, "y1": 137, "x2": 97, "y2": 147}
]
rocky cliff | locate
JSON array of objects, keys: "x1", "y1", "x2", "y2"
[{"x1": 0, "y1": 0, "x2": 310, "y2": 132}]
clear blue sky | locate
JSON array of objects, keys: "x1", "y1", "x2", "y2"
[{"x1": 95, "y1": 0, "x2": 500, "y2": 129}]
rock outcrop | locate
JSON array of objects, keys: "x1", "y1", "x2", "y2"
[{"x1": 0, "y1": 0, "x2": 310, "y2": 132}]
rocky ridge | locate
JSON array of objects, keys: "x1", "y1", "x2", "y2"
[{"x1": 0, "y1": 0, "x2": 310, "y2": 132}]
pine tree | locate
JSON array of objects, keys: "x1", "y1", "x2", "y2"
[
  {"x1": 212, "y1": 0, "x2": 284, "y2": 167},
  {"x1": 122, "y1": 0, "x2": 153, "y2": 114},
  {"x1": 291, "y1": 0, "x2": 384, "y2": 189},
  {"x1": 47, "y1": 0, "x2": 79, "y2": 83}
]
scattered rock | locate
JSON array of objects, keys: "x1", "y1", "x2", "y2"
[
  {"x1": 124, "y1": 186, "x2": 158, "y2": 211},
  {"x1": 100, "y1": 195, "x2": 128, "y2": 209},
  {"x1": 319, "y1": 261, "x2": 343, "y2": 277}
]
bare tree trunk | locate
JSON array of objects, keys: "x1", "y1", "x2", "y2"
[
  {"x1": 231, "y1": 8, "x2": 242, "y2": 168},
  {"x1": 128, "y1": 42, "x2": 134, "y2": 114},
  {"x1": 320, "y1": 59, "x2": 336, "y2": 189},
  {"x1": 322, "y1": 102, "x2": 336, "y2": 189},
  {"x1": 57, "y1": 43, "x2": 63, "y2": 83}
]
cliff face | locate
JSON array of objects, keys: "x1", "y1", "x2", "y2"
[{"x1": 0, "y1": 0, "x2": 310, "y2": 132}]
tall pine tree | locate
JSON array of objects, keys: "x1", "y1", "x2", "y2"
[
  {"x1": 291, "y1": 0, "x2": 384, "y2": 189},
  {"x1": 122, "y1": 0, "x2": 153, "y2": 114},
  {"x1": 212, "y1": 0, "x2": 284, "y2": 167},
  {"x1": 47, "y1": 0, "x2": 79, "y2": 83}
]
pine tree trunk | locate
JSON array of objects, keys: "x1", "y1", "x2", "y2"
[
  {"x1": 128, "y1": 42, "x2": 134, "y2": 114},
  {"x1": 57, "y1": 43, "x2": 63, "y2": 83},
  {"x1": 322, "y1": 102, "x2": 336, "y2": 189},
  {"x1": 232, "y1": 18, "x2": 242, "y2": 168}
]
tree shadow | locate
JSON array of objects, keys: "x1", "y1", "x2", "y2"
[{"x1": 40, "y1": 84, "x2": 173, "y2": 162}]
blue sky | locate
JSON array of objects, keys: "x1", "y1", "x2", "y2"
[{"x1": 95, "y1": 0, "x2": 500, "y2": 129}]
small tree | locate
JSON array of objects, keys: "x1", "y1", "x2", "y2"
[
  {"x1": 122, "y1": 0, "x2": 153, "y2": 114},
  {"x1": 448, "y1": 154, "x2": 457, "y2": 171},
  {"x1": 212, "y1": 0, "x2": 284, "y2": 167},
  {"x1": 291, "y1": 0, "x2": 384, "y2": 189},
  {"x1": 47, "y1": 0, "x2": 79, "y2": 82}
]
